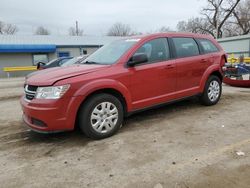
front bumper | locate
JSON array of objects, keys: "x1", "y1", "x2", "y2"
[{"x1": 20, "y1": 95, "x2": 83, "y2": 133}]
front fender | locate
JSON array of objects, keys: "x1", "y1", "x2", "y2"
[
  {"x1": 199, "y1": 65, "x2": 222, "y2": 93},
  {"x1": 74, "y1": 79, "x2": 133, "y2": 111}
]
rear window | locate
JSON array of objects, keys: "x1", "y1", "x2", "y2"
[
  {"x1": 172, "y1": 37, "x2": 200, "y2": 58},
  {"x1": 198, "y1": 39, "x2": 219, "y2": 53}
]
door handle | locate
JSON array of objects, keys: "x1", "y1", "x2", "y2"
[
  {"x1": 164, "y1": 64, "x2": 175, "y2": 69},
  {"x1": 201, "y1": 59, "x2": 207, "y2": 63}
]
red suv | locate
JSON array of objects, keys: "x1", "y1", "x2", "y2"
[{"x1": 21, "y1": 33, "x2": 226, "y2": 139}]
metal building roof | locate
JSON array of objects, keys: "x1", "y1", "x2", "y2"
[
  {"x1": 0, "y1": 35, "x2": 121, "y2": 46},
  {"x1": 217, "y1": 34, "x2": 250, "y2": 42}
]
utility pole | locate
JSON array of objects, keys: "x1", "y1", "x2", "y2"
[
  {"x1": 76, "y1": 21, "x2": 79, "y2": 36},
  {"x1": 216, "y1": 4, "x2": 221, "y2": 39}
]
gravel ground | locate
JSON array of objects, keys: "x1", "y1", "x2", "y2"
[{"x1": 0, "y1": 78, "x2": 250, "y2": 188}]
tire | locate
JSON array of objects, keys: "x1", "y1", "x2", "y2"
[
  {"x1": 200, "y1": 75, "x2": 222, "y2": 106},
  {"x1": 78, "y1": 93, "x2": 124, "y2": 139}
]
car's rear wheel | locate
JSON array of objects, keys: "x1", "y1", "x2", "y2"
[
  {"x1": 78, "y1": 93, "x2": 124, "y2": 139},
  {"x1": 200, "y1": 75, "x2": 222, "y2": 106}
]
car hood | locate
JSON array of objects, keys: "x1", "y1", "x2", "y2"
[{"x1": 26, "y1": 64, "x2": 109, "y2": 86}]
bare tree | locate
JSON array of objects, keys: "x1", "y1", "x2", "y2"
[
  {"x1": 68, "y1": 27, "x2": 84, "y2": 36},
  {"x1": 0, "y1": 21, "x2": 18, "y2": 35},
  {"x1": 157, "y1": 26, "x2": 172, "y2": 32},
  {"x1": 176, "y1": 0, "x2": 241, "y2": 38},
  {"x1": 131, "y1": 31, "x2": 143, "y2": 35},
  {"x1": 176, "y1": 0, "x2": 250, "y2": 38},
  {"x1": 107, "y1": 22, "x2": 133, "y2": 36},
  {"x1": 177, "y1": 17, "x2": 214, "y2": 36},
  {"x1": 201, "y1": 0, "x2": 241, "y2": 38},
  {"x1": 35, "y1": 26, "x2": 50, "y2": 35},
  {"x1": 232, "y1": 0, "x2": 250, "y2": 35},
  {"x1": 222, "y1": 22, "x2": 241, "y2": 36},
  {"x1": 0, "y1": 21, "x2": 5, "y2": 34}
]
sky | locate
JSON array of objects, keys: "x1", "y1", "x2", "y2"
[{"x1": 0, "y1": 0, "x2": 205, "y2": 36}]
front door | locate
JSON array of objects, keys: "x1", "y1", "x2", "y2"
[{"x1": 128, "y1": 38, "x2": 177, "y2": 110}]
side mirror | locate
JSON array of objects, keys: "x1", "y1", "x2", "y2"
[
  {"x1": 128, "y1": 53, "x2": 148, "y2": 67},
  {"x1": 37, "y1": 62, "x2": 46, "y2": 69}
]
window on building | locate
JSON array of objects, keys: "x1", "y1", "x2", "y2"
[
  {"x1": 172, "y1": 38, "x2": 200, "y2": 58},
  {"x1": 33, "y1": 54, "x2": 48, "y2": 65},
  {"x1": 82, "y1": 49, "x2": 88, "y2": 55},
  {"x1": 198, "y1": 39, "x2": 219, "y2": 53},
  {"x1": 58, "y1": 52, "x2": 70, "y2": 57}
]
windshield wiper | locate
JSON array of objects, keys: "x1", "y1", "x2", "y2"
[{"x1": 84, "y1": 60, "x2": 100, "y2": 64}]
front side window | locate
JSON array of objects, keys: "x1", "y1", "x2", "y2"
[
  {"x1": 134, "y1": 38, "x2": 170, "y2": 63},
  {"x1": 198, "y1": 39, "x2": 219, "y2": 53},
  {"x1": 172, "y1": 37, "x2": 200, "y2": 58}
]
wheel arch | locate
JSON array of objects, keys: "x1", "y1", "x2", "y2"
[
  {"x1": 200, "y1": 65, "x2": 223, "y2": 93},
  {"x1": 80, "y1": 88, "x2": 128, "y2": 115},
  {"x1": 74, "y1": 87, "x2": 129, "y2": 130},
  {"x1": 210, "y1": 70, "x2": 223, "y2": 82}
]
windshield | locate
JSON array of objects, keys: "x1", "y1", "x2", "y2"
[
  {"x1": 45, "y1": 59, "x2": 58, "y2": 65},
  {"x1": 61, "y1": 57, "x2": 85, "y2": 67},
  {"x1": 83, "y1": 39, "x2": 139, "y2": 65}
]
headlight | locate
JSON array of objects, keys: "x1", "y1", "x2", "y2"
[{"x1": 35, "y1": 84, "x2": 70, "y2": 99}]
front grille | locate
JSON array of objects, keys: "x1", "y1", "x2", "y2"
[
  {"x1": 24, "y1": 84, "x2": 38, "y2": 101},
  {"x1": 27, "y1": 85, "x2": 38, "y2": 91}
]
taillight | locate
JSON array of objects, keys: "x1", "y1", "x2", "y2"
[{"x1": 221, "y1": 55, "x2": 227, "y2": 67}]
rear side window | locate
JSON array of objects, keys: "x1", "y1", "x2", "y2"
[
  {"x1": 198, "y1": 39, "x2": 219, "y2": 53},
  {"x1": 172, "y1": 38, "x2": 200, "y2": 58},
  {"x1": 134, "y1": 38, "x2": 170, "y2": 63}
]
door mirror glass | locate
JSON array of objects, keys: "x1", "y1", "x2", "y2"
[
  {"x1": 128, "y1": 53, "x2": 148, "y2": 66},
  {"x1": 37, "y1": 62, "x2": 46, "y2": 69}
]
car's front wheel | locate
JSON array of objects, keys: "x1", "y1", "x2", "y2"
[
  {"x1": 200, "y1": 75, "x2": 222, "y2": 106},
  {"x1": 78, "y1": 93, "x2": 124, "y2": 139}
]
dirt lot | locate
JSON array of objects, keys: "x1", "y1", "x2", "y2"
[{"x1": 0, "y1": 78, "x2": 250, "y2": 188}]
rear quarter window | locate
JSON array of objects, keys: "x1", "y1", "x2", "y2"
[
  {"x1": 172, "y1": 37, "x2": 200, "y2": 58},
  {"x1": 198, "y1": 39, "x2": 219, "y2": 54}
]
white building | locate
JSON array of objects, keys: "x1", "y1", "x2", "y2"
[
  {"x1": 218, "y1": 34, "x2": 250, "y2": 57},
  {"x1": 0, "y1": 35, "x2": 120, "y2": 77}
]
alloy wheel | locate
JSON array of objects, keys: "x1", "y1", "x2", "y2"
[
  {"x1": 208, "y1": 80, "x2": 220, "y2": 102},
  {"x1": 90, "y1": 102, "x2": 118, "y2": 134}
]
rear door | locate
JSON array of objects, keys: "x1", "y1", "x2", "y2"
[
  {"x1": 170, "y1": 37, "x2": 209, "y2": 95},
  {"x1": 197, "y1": 38, "x2": 221, "y2": 67}
]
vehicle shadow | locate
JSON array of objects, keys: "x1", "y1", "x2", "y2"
[
  {"x1": 122, "y1": 97, "x2": 200, "y2": 131},
  {"x1": 8, "y1": 97, "x2": 201, "y2": 147}
]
